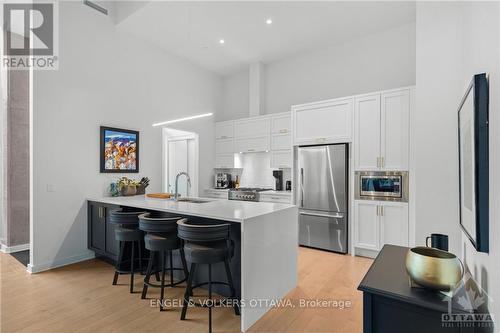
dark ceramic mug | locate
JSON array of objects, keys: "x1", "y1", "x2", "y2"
[{"x1": 426, "y1": 233, "x2": 449, "y2": 252}]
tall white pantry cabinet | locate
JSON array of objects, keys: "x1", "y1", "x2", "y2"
[{"x1": 353, "y1": 87, "x2": 412, "y2": 256}]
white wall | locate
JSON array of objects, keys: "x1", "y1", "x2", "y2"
[
  {"x1": 220, "y1": 23, "x2": 415, "y2": 118},
  {"x1": 31, "y1": 1, "x2": 220, "y2": 272},
  {"x1": 219, "y1": 69, "x2": 249, "y2": 121},
  {"x1": 416, "y1": 1, "x2": 500, "y2": 319}
]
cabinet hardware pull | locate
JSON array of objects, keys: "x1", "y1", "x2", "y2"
[
  {"x1": 381, "y1": 156, "x2": 385, "y2": 168},
  {"x1": 376, "y1": 205, "x2": 380, "y2": 216},
  {"x1": 279, "y1": 129, "x2": 288, "y2": 134},
  {"x1": 376, "y1": 157, "x2": 380, "y2": 168},
  {"x1": 381, "y1": 206, "x2": 384, "y2": 216},
  {"x1": 300, "y1": 211, "x2": 344, "y2": 219}
]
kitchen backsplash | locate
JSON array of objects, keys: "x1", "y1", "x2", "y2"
[{"x1": 214, "y1": 152, "x2": 291, "y2": 189}]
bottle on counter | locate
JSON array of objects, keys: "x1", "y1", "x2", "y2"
[{"x1": 235, "y1": 175, "x2": 240, "y2": 189}]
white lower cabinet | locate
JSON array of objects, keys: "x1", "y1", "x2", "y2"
[
  {"x1": 354, "y1": 200, "x2": 408, "y2": 252},
  {"x1": 380, "y1": 202, "x2": 409, "y2": 247},
  {"x1": 203, "y1": 189, "x2": 229, "y2": 199},
  {"x1": 259, "y1": 193, "x2": 291, "y2": 204},
  {"x1": 354, "y1": 201, "x2": 380, "y2": 251}
]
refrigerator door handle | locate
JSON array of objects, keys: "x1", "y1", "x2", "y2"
[
  {"x1": 300, "y1": 167, "x2": 304, "y2": 207},
  {"x1": 299, "y1": 211, "x2": 345, "y2": 219}
]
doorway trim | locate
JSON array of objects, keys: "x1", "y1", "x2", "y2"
[{"x1": 162, "y1": 128, "x2": 199, "y2": 197}]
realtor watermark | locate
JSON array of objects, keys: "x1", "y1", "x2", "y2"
[
  {"x1": 442, "y1": 272, "x2": 494, "y2": 329},
  {"x1": 150, "y1": 298, "x2": 352, "y2": 310},
  {"x1": 1, "y1": 1, "x2": 59, "y2": 70}
]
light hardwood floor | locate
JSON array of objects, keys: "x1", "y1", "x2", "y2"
[{"x1": 0, "y1": 248, "x2": 372, "y2": 333}]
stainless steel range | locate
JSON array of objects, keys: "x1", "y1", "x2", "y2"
[{"x1": 228, "y1": 188, "x2": 272, "y2": 202}]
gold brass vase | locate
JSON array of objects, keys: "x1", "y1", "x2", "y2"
[{"x1": 405, "y1": 247, "x2": 464, "y2": 291}]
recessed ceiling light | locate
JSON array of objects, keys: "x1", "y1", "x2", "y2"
[
  {"x1": 219, "y1": 39, "x2": 225, "y2": 44},
  {"x1": 266, "y1": 18, "x2": 273, "y2": 25}
]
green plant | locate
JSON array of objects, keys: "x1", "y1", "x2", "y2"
[{"x1": 116, "y1": 177, "x2": 140, "y2": 190}]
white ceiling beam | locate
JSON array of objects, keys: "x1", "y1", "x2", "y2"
[{"x1": 249, "y1": 62, "x2": 264, "y2": 117}]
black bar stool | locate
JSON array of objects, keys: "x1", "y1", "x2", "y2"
[
  {"x1": 177, "y1": 219, "x2": 239, "y2": 333},
  {"x1": 138, "y1": 212, "x2": 189, "y2": 311},
  {"x1": 109, "y1": 208, "x2": 146, "y2": 293}
]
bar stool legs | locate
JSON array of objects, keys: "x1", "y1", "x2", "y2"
[
  {"x1": 224, "y1": 259, "x2": 240, "y2": 316},
  {"x1": 181, "y1": 263, "x2": 196, "y2": 320},
  {"x1": 181, "y1": 261, "x2": 239, "y2": 333},
  {"x1": 112, "y1": 239, "x2": 145, "y2": 294},
  {"x1": 208, "y1": 264, "x2": 213, "y2": 333},
  {"x1": 112, "y1": 241, "x2": 125, "y2": 286}
]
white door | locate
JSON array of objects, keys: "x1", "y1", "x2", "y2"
[
  {"x1": 292, "y1": 98, "x2": 353, "y2": 145},
  {"x1": 354, "y1": 200, "x2": 380, "y2": 251},
  {"x1": 380, "y1": 202, "x2": 409, "y2": 247},
  {"x1": 380, "y1": 89, "x2": 410, "y2": 170},
  {"x1": 354, "y1": 94, "x2": 381, "y2": 170},
  {"x1": 168, "y1": 140, "x2": 189, "y2": 196}
]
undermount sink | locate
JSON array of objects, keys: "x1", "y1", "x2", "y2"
[{"x1": 176, "y1": 198, "x2": 211, "y2": 203}]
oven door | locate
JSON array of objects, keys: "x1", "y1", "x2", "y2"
[{"x1": 360, "y1": 175, "x2": 402, "y2": 199}]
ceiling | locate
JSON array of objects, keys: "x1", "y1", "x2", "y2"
[{"x1": 116, "y1": 1, "x2": 416, "y2": 76}]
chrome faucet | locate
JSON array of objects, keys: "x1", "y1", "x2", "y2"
[{"x1": 174, "y1": 172, "x2": 191, "y2": 200}]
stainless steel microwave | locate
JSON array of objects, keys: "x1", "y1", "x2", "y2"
[{"x1": 355, "y1": 171, "x2": 409, "y2": 202}]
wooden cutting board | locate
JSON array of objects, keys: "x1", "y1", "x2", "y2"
[{"x1": 146, "y1": 193, "x2": 172, "y2": 199}]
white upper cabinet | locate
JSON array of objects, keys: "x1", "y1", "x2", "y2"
[
  {"x1": 381, "y1": 89, "x2": 410, "y2": 170},
  {"x1": 234, "y1": 136, "x2": 270, "y2": 153},
  {"x1": 215, "y1": 138, "x2": 234, "y2": 154},
  {"x1": 215, "y1": 120, "x2": 234, "y2": 140},
  {"x1": 354, "y1": 88, "x2": 410, "y2": 171},
  {"x1": 271, "y1": 150, "x2": 292, "y2": 169},
  {"x1": 234, "y1": 116, "x2": 271, "y2": 138},
  {"x1": 379, "y1": 202, "x2": 408, "y2": 247},
  {"x1": 292, "y1": 97, "x2": 353, "y2": 145},
  {"x1": 354, "y1": 94, "x2": 381, "y2": 170},
  {"x1": 271, "y1": 113, "x2": 292, "y2": 134},
  {"x1": 271, "y1": 133, "x2": 291, "y2": 151}
]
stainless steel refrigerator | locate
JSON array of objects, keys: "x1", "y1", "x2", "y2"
[{"x1": 296, "y1": 144, "x2": 348, "y2": 253}]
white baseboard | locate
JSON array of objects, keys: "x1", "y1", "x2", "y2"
[
  {"x1": 0, "y1": 243, "x2": 30, "y2": 254},
  {"x1": 27, "y1": 251, "x2": 95, "y2": 274}
]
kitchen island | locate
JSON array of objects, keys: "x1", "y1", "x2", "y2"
[{"x1": 87, "y1": 195, "x2": 298, "y2": 332}]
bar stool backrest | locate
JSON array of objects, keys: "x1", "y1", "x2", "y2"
[
  {"x1": 138, "y1": 212, "x2": 182, "y2": 234},
  {"x1": 109, "y1": 208, "x2": 146, "y2": 226},
  {"x1": 177, "y1": 218, "x2": 230, "y2": 243}
]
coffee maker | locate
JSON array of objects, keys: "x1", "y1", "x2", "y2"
[
  {"x1": 272, "y1": 170, "x2": 283, "y2": 191},
  {"x1": 215, "y1": 173, "x2": 232, "y2": 189}
]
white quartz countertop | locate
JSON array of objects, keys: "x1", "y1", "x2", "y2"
[{"x1": 87, "y1": 195, "x2": 296, "y2": 223}]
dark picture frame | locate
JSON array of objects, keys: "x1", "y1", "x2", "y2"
[
  {"x1": 100, "y1": 126, "x2": 139, "y2": 173},
  {"x1": 458, "y1": 73, "x2": 489, "y2": 253}
]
